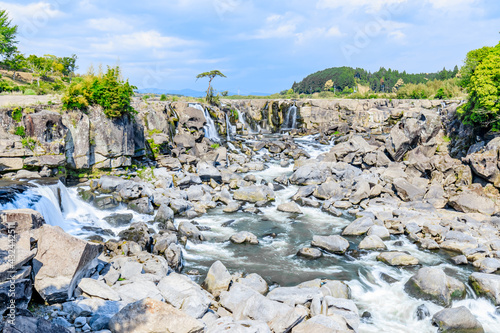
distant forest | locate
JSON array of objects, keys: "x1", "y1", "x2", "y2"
[{"x1": 291, "y1": 66, "x2": 460, "y2": 94}]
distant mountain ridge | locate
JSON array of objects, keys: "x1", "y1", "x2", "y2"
[{"x1": 136, "y1": 88, "x2": 270, "y2": 97}]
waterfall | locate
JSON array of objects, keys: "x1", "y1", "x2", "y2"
[
  {"x1": 189, "y1": 103, "x2": 220, "y2": 142},
  {"x1": 225, "y1": 113, "x2": 236, "y2": 141},
  {"x1": 282, "y1": 104, "x2": 297, "y2": 130},
  {"x1": 234, "y1": 107, "x2": 260, "y2": 134}
]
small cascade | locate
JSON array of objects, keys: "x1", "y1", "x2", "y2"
[
  {"x1": 282, "y1": 104, "x2": 297, "y2": 130},
  {"x1": 189, "y1": 103, "x2": 220, "y2": 142},
  {"x1": 225, "y1": 113, "x2": 236, "y2": 141}
]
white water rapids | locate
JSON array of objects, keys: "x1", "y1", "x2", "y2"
[{"x1": 2, "y1": 135, "x2": 499, "y2": 332}]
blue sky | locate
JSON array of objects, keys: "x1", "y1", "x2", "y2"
[{"x1": 2, "y1": 0, "x2": 500, "y2": 94}]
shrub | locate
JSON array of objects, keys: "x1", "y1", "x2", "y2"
[
  {"x1": 160, "y1": 94, "x2": 167, "y2": 101},
  {"x1": 24, "y1": 89, "x2": 36, "y2": 95},
  {"x1": 62, "y1": 66, "x2": 137, "y2": 118},
  {"x1": 14, "y1": 126, "x2": 25, "y2": 137},
  {"x1": 11, "y1": 107, "x2": 23, "y2": 122}
]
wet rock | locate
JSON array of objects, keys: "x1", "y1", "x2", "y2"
[
  {"x1": 474, "y1": 258, "x2": 500, "y2": 273},
  {"x1": 469, "y1": 272, "x2": 500, "y2": 305},
  {"x1": 289, "y1": 163, "x2": 331, "y2": 185},
  {"x1": 320, "y1": 281, "x2": 351, "y2": 299},
  {"x1": 230, "y1": 231, "x2": 259, "y2": 245},
  {"x1": 367, "y1": 225, "x2": 390, "y2": 239},
  {"x1": 108, "y1": 297, "x2": 204, "y2": 333},
  {"x1": 416, "y1": 304, "x2": 430, "y2": 320},
  {"x1": 117, "y1": 181, "x2": 151, "y2": 201},
  {"x1": 203, "y1": 261, "x2": 232, "y2": 297},
  {"x1": 165, "y1": 243, "x2": 183, "y2": 271},
  {"x1": 170, "y1": 198, "x2": 194, "y2": 214},
  {"x1": 78, "y1": 278, "x2": 121, "y2": 301},
  {"x1": 158, "y1": 273, "x2": 213, "y2": 319},
  {"x1": 118, "y1": 223, "x2": 151, "y2": 249},
  {"x1": 127, "y1": 197, "x2": 154, "y2": 215},
  {"x1": 451, "y1": 255, "x2": 468, "y2": 265},
  {"x1": 238, "y1": 273, "x2": 268, "y2": 295},
  {"x1": 313, "y1": 181, "x2": 342, "y2": 200},
  {"x1": 404, "y1": 267, "x2": 465, "y2": 306},
  {"x1": 223, "y1": 201, "x2": 242, "y2": 213},
  {"x1": 319, "y1": 296, "x2": 360, "y2": 331},
  {"x1": 377, "y1": 252, "x2": 419, "y2": 266},
  {"x1": 311, "y1": 235, "x2": 350, "y2": 254},
  {"x1": 342, "y1": 216, "x2": 374, "y2": 236},
  {"x1": 154, "y1": 203, "x2": 174, "y2": 224},
  {"x1": 33, "y1": 225, "x2": 103, "y2": 304},
  {"x1": 432, "y1": 306, "x2": 484, "y2": 333},
  {"x1": 93, "y1": 195, "x2": 119, "y2": 210},
  {"x1": 233, "y1": 185, "x2": 275, "y2": 203},
  {"x1": 277, "y1": 201, "x2": 303, "y2": 214},
  {"x1": 350, "y1": 180, "x2": 370, "y2": 204},
  {"x1": 179, "y1": 221, "x2": 205, "y2": 243},
  {"x1": 104, "y1": 213, "x2": 133, "y2": 227},
  {"x1": 198, "y1": 162, "x2": 222, "y2": 183},
  {"x1": 297, "y1": 247, "x2": 322, "y2": 259},
  {"x1": 359, "y1": 235, "x2": 387, "y2": 251},
  {"x1": 3, "y1": 316, "x2": 72, "y2": 333}
]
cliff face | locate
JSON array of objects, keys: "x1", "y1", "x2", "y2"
[{"x1": 0, "y1": 98, "x2": 479, "y2": 180}]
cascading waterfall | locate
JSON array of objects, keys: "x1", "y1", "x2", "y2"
[
  {"x1": 282, "y1": 104, "x2": 297, "y2": 130},
  {"x1": 234, "y1": 107, "x2": 260, "y2": 134},
  {"x1": 225, "y1": 113, "x2": 236, "y2": 141},
  {"x1": 189, "y1": 103, "x2": 220, "y2": 142}
]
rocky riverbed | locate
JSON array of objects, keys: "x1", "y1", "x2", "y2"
[{"x1": 2, "y1": 98, "x2": 500, "y2": 332}]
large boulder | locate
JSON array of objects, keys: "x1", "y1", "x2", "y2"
[
  {"x1": 267, "y1": 286, "x2": 323, "y2": 306},
  {"x1": 449, "y1": 192, "x2": 496, "y2": 216},
  {"x1": 3, "y1": 316, "x2": 72, "y2": 333},
  {"x1": 158, "y1": 273, "x2": 213, "y2": 319},
  {"x1": 377, "y1": 252, "x2": 419, "y2": 266},
  {"x1": 393, "y1": 178, "x2": 426, "y2": 202},
  {"x1": 197, "y1": 162, "x2": 222, "y2": 183},
  {"x1": 203, "y1": 261, "x2": 232, "y2": 297},
  {"x1": 432, "y1": 306, "x2": 484, "y2": 333},
  {"x1": 78, "y1": 278, "x2": 121, "y2": 301},
  {"x1": 342, "y1": 217, "x2": 374, "y2": 236},
  {"x1": 311, "y1": 235, "x2": 349, "y2": 254},
  {"x1": 465, "y1": 137, "x2": 500, "y2": 187},
  {"x1": 289, "y1": 163, "x2": 331, "y2": 185},
  {"x1": 108, "y1": 297, "x2": 204, "y2": 333},
  {"x1": 292, "y1": 315, "x2": 351, "y2": 333},
  {"x1": 469, "y1": 272, "x2": 500, "y2": 305},
  {"x1": 33, "y1": 225, "x2": 103, "y2": 304},
  {"x1": 404, "y1": 267, "x2": 465, "y2": 306},
  {"x1": 233, "y1": 185, "x2": 275, "y2": 203}
]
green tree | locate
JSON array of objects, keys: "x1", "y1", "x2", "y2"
[
  {"x1": 196, "y1": 70, "x2": 226, "y2": 104},
  {"x1": 4, "y1": 51, "x2": 25, "y2": 80},
  {"x1": 0, "y1": 10, "x2": 17, "y2": 60},
  {"x1": 59, "y1": 54, "x2": 78, "y2": 80},
  {"x1": 458, "y1": 42, "x2": 500, "y2": 130}
]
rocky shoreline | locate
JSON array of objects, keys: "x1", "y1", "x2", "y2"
[{"x1": 1, "y1": 98, "x2": 500, "y2": 332}]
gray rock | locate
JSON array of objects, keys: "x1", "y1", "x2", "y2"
[
  {"x1": 3, "y1": 316, "x2": 72, "y2": 333},
  {"x1": 320, "y1": 281, "x2": 351, "y2": 299},
  {"x1": 342, "y1": 217, "x2": 374, "y2": 236},
  {"x1": 451, "y1": 255, "x2": 468, "y2": 265},
  {"x1": 313, "y1": 181, "x2": 342, "y2": 200},
  {"x1": 289, "y1": 163, "x2": 331, "y2": 186},
  {"x1": 127, "y1": 197, "x2": 154, "y2": 215},
  {"x1": 292, "y1": 314, "x2": 351, "y2": 333},
  {"x1": 238, "y1": 273, "x2": 268, "y2": 295},
  {"x1": 359, "y1": 235, "x2": 387, "y2": 251},
  {"x1": 449, "y1": 192, "x2": 496, "y2": 216},
  {"x1": 393, "y1": 178, "x2": 426, "y2": 202},
  {"x1": 311, "y1": 235, "x2": 349, "y2": 254},
  {"x1": 319, "y1": 296, "x2": 360, "y2": 332},
  {"x1": 432, "y1": 306, "x2": 484, "y2": 333},
  {"x1": 78, "y1": 278, "x2": 121, "y2": 301},
  {"x1": 154, "y1": 204, "x2": 174, "y2": 223},
  {"x1": 179, "y1": 221, "x2": 205, "y2": 243},
  {"x1": 198, "y1": 162, "x2": 222, "y2": 183},
  {"x1": 277, "y1": 201, "x2": 303, "y2": 214},
  {"x1": 230, "y1": 231, "x2": 259, "y2": 245},
  {"x1": 33, "y1": 225, "x2": 102, "y2": 304},
  {"x1": 113, "y1": 281, "x2": 162, "y2": 303},
  {"x1": 367, "y1": 225, "x2": 390, "y2": 239},
  {"x1": 469, "y1": 272, "x2": 500, "y2": 305},
  {"x1": 170, "y1": 199, "x2": 194, "y2": 214},
  {"x1": 350, "y1": 180, "x2": 370, "y2": 204},
  {"x1": 158, "y1": 273, "x2": 213, "y2": 319},
  {"x1": 108, "y1": 298, "x2": 204, "y2": 333},
  {"x1": 267, "y1": 286, "x2": 323, "y2": 306},
  {"x1": 297, "y1": 247, "x2": 322, "y2": 259},
  {"x1": 404, "y1": 267, "x2": 465, "y2": 306},
  {"x1": 233, "y1": 185, "x2": 275, "y2": 203},
  {"x1": 165, "y1": 243, "x2": 183, "y2": 271},
  {"x1": 377, "y1": 252, "x2": 419, "y2": 266},
  {"x1": 103, "y1": 213, "x2": 133, "y2": 227},
  {"x1": 206, "y1": 317, "x2": 270, "y2": 333},
  {"x1": 223, "y1": 201, "x2": 243, "y2": 213},
  {"x1": 203, "y1": 261, "x2": 232, "y2": 297}
]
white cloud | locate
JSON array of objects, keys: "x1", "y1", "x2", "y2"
[
  {"x1": 427, "y1": 0, "x2": 476, "y2": 8},
  {"x1": 317, "y1": 0, "x2": 407, "y2": 12},
  {"x1": 326, "y1": 26, "x2": 342, "y2": 37},
  {"x1": 89, "y1": 30, "x2": 195, "y2": 54},
  {"x1": 243, "y1": 14, "x2": 299, "y2": 39},
  {"x1": 0, "y1": 1, "x2": 64, "y2": 22},
  {"x1": 87, "y1": 17, "x2": 133, "y2": 32}
]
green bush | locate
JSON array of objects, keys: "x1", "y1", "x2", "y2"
[
  {"x1": 458, "y1": 42, "x2": 500, "y2": 130},
  {"x1": 24, "y1": 89, "x2": 36, "y2": 95},
  {"x1": 11, "y1": 107, "x2": 23, "y2": 122},
  {"x1": 62, "y1": 66, "x2": 137, "y2": 118},
  {"x1": 160, "y1": 94, "x2": 167, "y2": 101},
  {"x1": 14, "y1": 126, "x2": 25, "y2": 137}
]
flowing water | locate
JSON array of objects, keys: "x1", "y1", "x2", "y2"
[
  {"x1": 189, "y1": 103, "x2": 220, "y2": 142},
  {"x1": 3, "y1": 136, "x2": 500, "y2": 332},
  {"x1": 282, "y1": 104, "x2": 297, "y2": 130}
]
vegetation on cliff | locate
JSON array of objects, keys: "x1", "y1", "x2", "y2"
[
  {"x1": 62, "y1": 66, "x2": 137, "y2": 118},
  {"x1": 458, "y1": 42, "x2": 500, "y2": 131}
]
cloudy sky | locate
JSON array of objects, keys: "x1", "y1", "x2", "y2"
[{"x1": 2, "y1": 0, "x2": 499, "y2": 94}]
